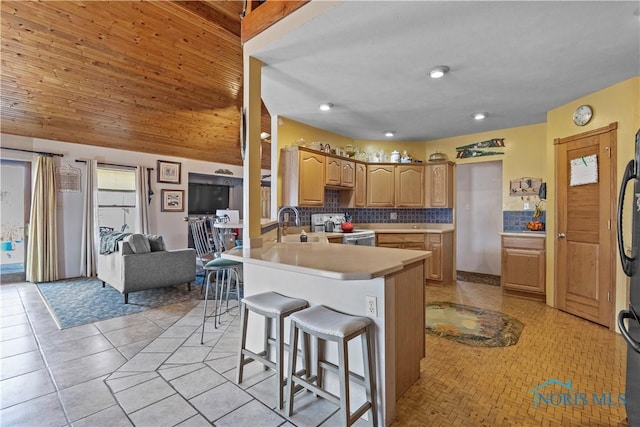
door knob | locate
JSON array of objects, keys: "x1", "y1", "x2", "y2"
[{"x1": 556, "y1": 232, "x2": 566, "y2": 238}]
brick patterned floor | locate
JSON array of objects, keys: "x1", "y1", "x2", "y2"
[{"x1": 394, "y1": 281, "x2": 628, "y2": 426}]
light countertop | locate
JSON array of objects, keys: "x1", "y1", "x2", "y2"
[
  {"x1": 215, "y1": 219, "x2": 278, "y2": 228},
  {"x1": 500, "y1": 231, "x2": 546, "y2": 238},
  {"x1": 358, "y1": 223, "x2": 454, "y2": 232},
  {"x1": 287, "y1": 223, "x2": 454, "y2": 235},
  {"x1": 222, "y1": 242, "x2": 430, "y2": 281},
  {"x1": 370, "y1": 227, "x2": 454, "y2": 234}
]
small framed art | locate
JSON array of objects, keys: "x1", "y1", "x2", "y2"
[
  {"x1": 157, "y1": 160, "x2": 181, "y2": 184},
  {"x1": 161, "y1": 189, "x2": 184, "y2": 212}
]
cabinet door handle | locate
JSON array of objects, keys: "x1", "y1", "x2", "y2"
[{"x1": 556, "y1": 232, "x2": 566, "y2": 238}]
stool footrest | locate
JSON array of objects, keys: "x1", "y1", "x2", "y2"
[
  {"x1": 240, "y1": 349, "x2": 275, "y2": 371},
  {"x1": 318, "y1": 360, "x2": 367, "y2": 387},
  {"x1": 290, "y1": 373, "x2": 340, "y2": 407},
  {"x1": 349, "y1": 402, "x2": 374, "y2": 425}
]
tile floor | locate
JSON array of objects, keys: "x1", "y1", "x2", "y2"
[{"x1": 0, "y1": 280, "x2": 631, "y2": 426}]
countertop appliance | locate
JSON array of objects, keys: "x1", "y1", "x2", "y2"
[
  {"x1": 310, "y1": 213, "x2": 375, "y2": 246},
  {"x1": 617, "y1": 129, "x2": 640, "y2": 427}
]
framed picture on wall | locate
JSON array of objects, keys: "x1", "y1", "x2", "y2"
[
  {"x1": 157, "y1": 160, "x2": 181, "y2": 184},
  {"x1": 161, "y1": 189, "x2": 184, "y2": 212}
]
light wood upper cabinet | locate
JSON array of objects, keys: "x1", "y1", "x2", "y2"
[
  {"x1": 368, "y1": 164, "x2": 426, "y2": 208},
  {"x1": 341, "y1": 160, "x2": 355, "y2": 188},
  {"x1": 340, "y1": 161, "x2": 366, "y2": 208},
  {"x1": 367, "y1": 165, "x2": 395, "y2": 207},
  {"x1": 426, "y1": 162, "x2": 454, "y2": 208},
  {"x1": 325, "y1": 157, "x2": 342, "y2": 187},
  {"x1": 354, "y1": 162, "x2": 366, "y2": 207},
  {"x1": 281, "y1": 148, "x2": 325, "y2": 207},
  {"x1": 395, "y1": 165, "x2": 425, "y2": 207},
  {"x1": 326, "y1": 157, "x2": 355, "y2": 188},
  {"x1": 282, "y1": 148, "x2": 455, "y2": 210}
]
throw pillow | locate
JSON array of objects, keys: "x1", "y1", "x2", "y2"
[
  {"x1": 124, "y1": 234, "x2": 151, "y2": 254},
  {"x1": 146, "y1": 234, "x2": 166, "y2": 252}
]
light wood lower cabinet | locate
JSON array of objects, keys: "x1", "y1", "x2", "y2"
[
  {"x1": 376, "y1": 233, "x2": 425, "y2": 249},
  {"x1": 425, "y1": 232, "x2": 453, "y2": 284},
  {"x1": 376, "y1": 231, "x2": 454, "y2": 284},
  {"x1": 501, "y1": 235, "x2": 546, "y2": 300}
]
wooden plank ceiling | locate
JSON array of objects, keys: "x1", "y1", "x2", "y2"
[{"x1": 1, "y1": 1, "x2": 271, "y2": 168}]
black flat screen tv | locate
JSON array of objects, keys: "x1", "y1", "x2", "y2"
[{"x1": 188, "y1": 183, "x2": 230, "y2": 215}]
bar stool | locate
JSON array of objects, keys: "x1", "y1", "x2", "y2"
[
  {"x1": 236, "y1": 292, "x2": 309, "y2": 410},
  {"x1": 200, "y1": 258, "x2": 242, "y2": 344},
  {"x1": 285, "y1": 305, "x2": 377, "y2": 427}
]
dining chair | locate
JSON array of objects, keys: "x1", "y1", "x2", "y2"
[
  {"x1": 207, "y1": 216, "x2": 243, "y2": 312},
  {"x1": 189, "y1": 217, "x2": 242, "y2": 344}
]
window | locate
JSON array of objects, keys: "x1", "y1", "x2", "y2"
[{"x1": 97, "y1": 166, "x2": 136, "y2": 232}]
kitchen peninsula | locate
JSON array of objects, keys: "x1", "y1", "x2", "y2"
[{"x1": 223, "y1": 242, "x2": 430, "y2": 426}]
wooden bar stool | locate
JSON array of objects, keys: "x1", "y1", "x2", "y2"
[
  {"x1": 285, "y1": 305, "x2": 377, "y2": 427},
  {"x1": 236, "y1": 291, "x2": 309, "y2": 410}
]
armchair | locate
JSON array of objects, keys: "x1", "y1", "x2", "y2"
[{"x1": 97, "y1": 233, "x2": 196, "y2": 303}]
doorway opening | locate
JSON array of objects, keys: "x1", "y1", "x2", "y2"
[
  {"x1": 455, "y1": 160, "x2": 502, "y2": 285},
  {"x1": 0, "y1": 159, "x2": 31, "y2": 284}
]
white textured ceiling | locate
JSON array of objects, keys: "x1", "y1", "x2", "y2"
[{"x1": 252, "y1": 1, "x2": 640, "y2": 141}]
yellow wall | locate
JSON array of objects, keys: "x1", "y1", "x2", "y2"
[
  {"x1": 352, "y1": 140, "x2": 428, "y2": 163},
  {"x1": 545, "y1": 77, "x2": 640, "y2": 316},
  {"x1": 277, "y1": 116, "x2": 354, "y2": 151},
  {"x1": 424, "y1": 123, "x2": 547, "y2": 210}
]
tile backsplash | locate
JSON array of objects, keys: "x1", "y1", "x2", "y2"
[
  {"x1": 503, "y1": 210, "x2": 547, "y2": 232},
  {"x1": 289, "y1": 189, "x2": 453, "y2": 226}
]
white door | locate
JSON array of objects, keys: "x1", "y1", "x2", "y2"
[{"x1": 0, "y1": 159, "x2": 31, "y2": 283}]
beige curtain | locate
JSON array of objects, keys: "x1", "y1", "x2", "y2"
[
  {"x1": 80, "y1": 160, "x2": 98, "y2": 276},
  {"x1": 135, "y1": 166, "x2": 150, "y2": 234},
  {"x1": 26, "y1": 155, "x2": 58, "y2": 282}
]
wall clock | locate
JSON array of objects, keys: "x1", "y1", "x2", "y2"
[{"x1": 573, "y1": 104, "x2": 593, "y2": 126}]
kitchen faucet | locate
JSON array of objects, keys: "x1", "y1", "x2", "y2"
[{"x1": 277, "y1": 206, "x2": 300, "y2": 243}]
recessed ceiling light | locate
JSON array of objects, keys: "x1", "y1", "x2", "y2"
[
  {"x1": 319, "y1": 103, "x2": 333, "y2": 111},
  {"x1": 384, "y1": 131, "x2": 395, "y2": 137},
  {"x1": 429, "y1": 66, "x2": 450, "y2": 79},
  {"x1": 473, "y1": 112, "x2": 487, "y2": 120}
]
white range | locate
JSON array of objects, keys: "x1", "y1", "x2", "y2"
[{"x1": 310, "y1": 213, "x2": 375, "y2": 246}]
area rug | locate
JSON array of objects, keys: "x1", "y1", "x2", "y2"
[
  {"x1": 37, "y1": 277, "x2": 205, "y2": 329},
  {"x1": 425, "y1": 301, "x2": 524, "y2": 347}
]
